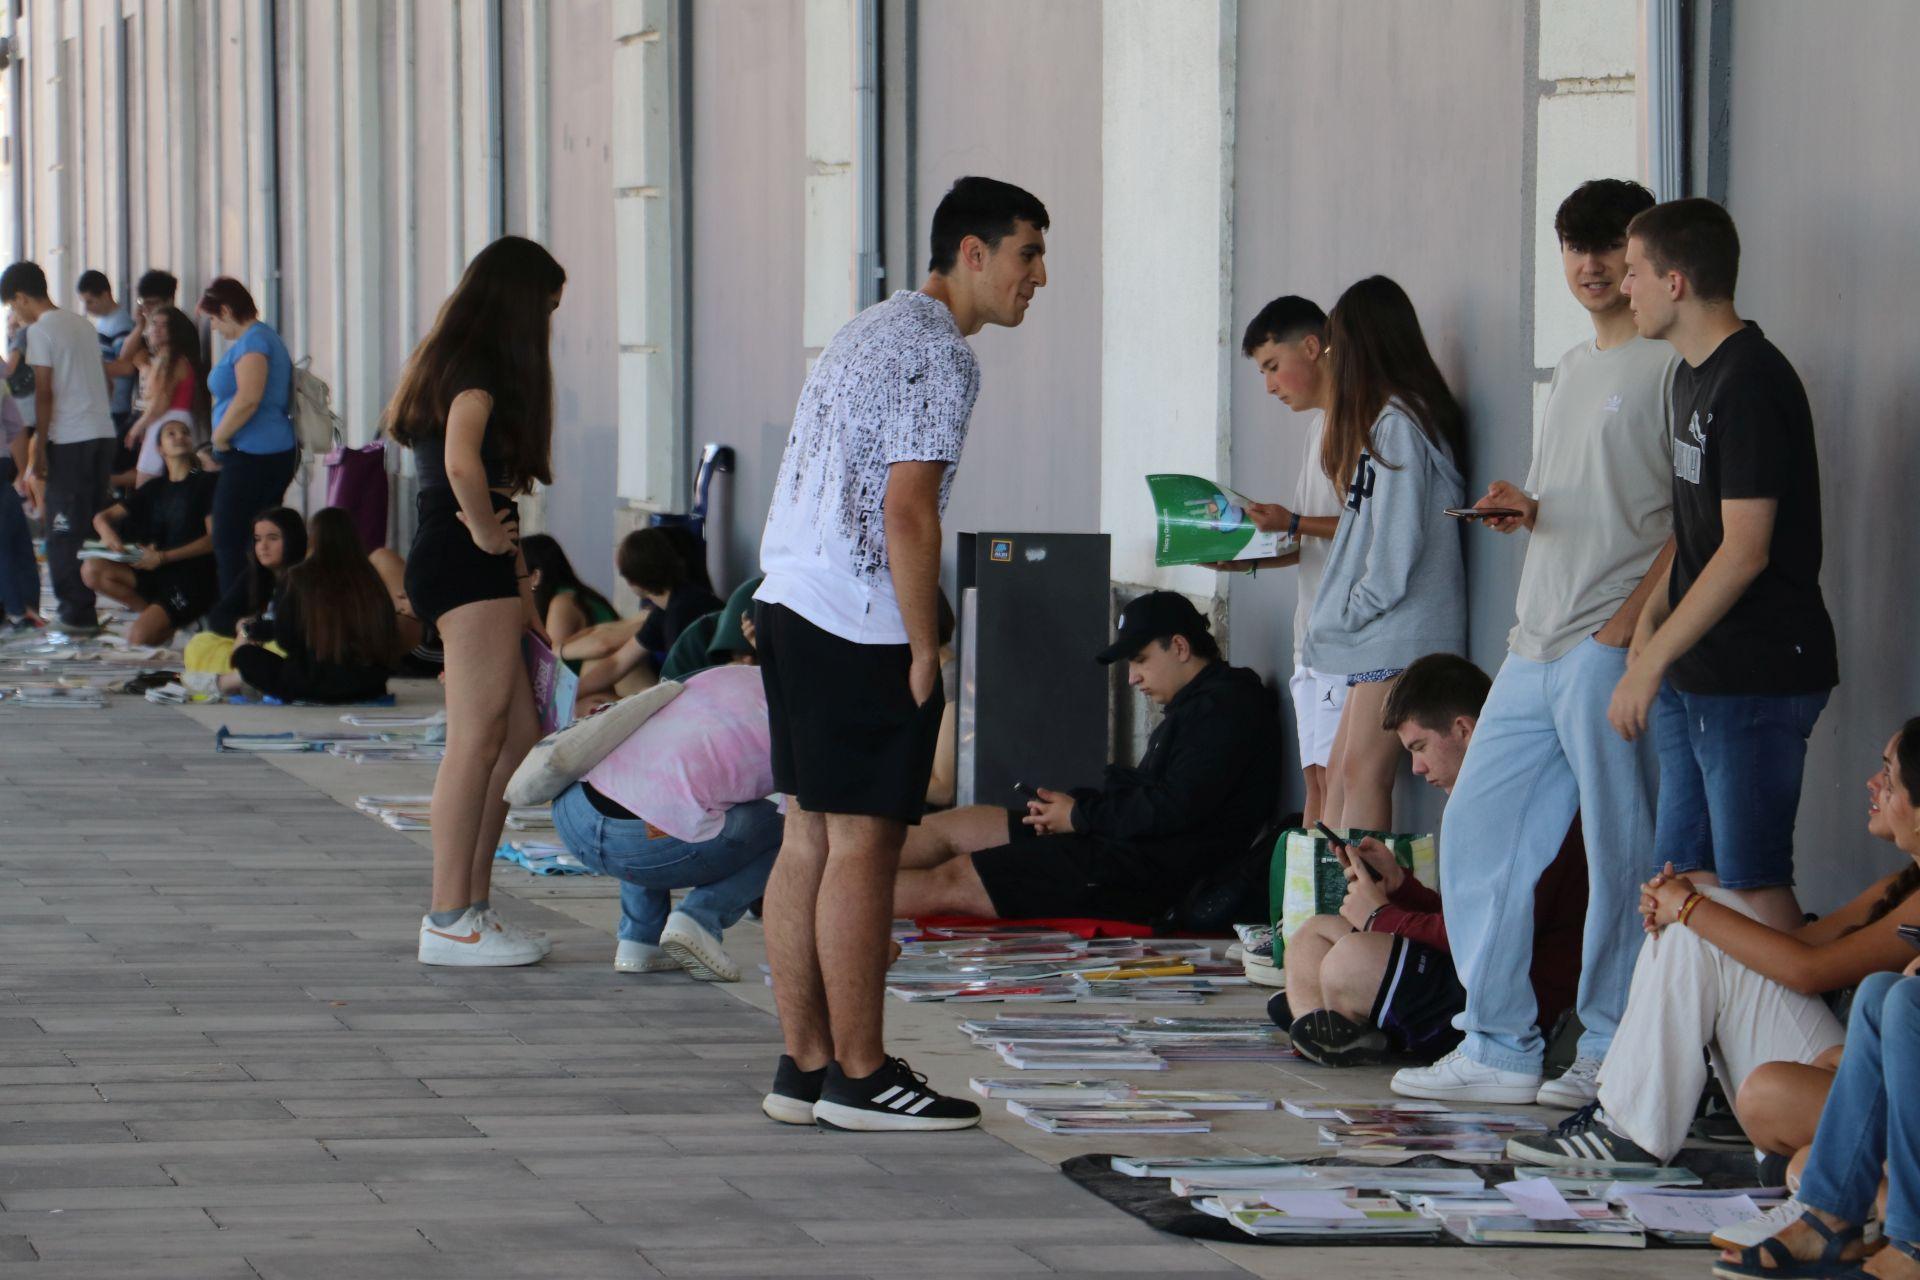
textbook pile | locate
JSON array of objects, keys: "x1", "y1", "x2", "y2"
[
  {"x1": 884, "y1": 928, "x2": 1246, "y2": 1005},
  {"x1": 213, "y1": 726, "x2": 447, "y2": 764},
  {"x1": 354, "y1": 795, "x2": 554, "y2": 835},
  {"x1": 0, "y1": 628, "x2": 176, "y2": 705},
  {"x1": 971, "y1": 1069, "x2": 1275, "y2": 1136},
  {"x1": 957, "y1": 1013, "x2": 1295, "y2": 1098},
  {"x1": 1110, "y1": 1105, "x2": 1785, "y2": 1246}
]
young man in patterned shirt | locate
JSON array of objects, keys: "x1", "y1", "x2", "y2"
[{"x1": 754, "y1": 176, "x2": 1049, "y2": 1132}]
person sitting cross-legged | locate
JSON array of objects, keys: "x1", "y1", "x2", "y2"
[
  {"x1": 80, "y1": 418, "x2": 219, "y2": 645},
  {"x1": 892, "y1": 590, "x2": 1281, "y2": 927},
  {"x1": 1281, "y1": 653, "x2": 1588, "y2": 1069}
]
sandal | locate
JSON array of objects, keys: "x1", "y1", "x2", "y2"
[{"x1": 1712, "y1": 1212, "x2": 1870, "y2": 1280}]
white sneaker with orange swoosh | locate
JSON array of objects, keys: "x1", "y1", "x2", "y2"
[{"x1": 418, "y1": 908, "x2": 546, "y2": 967}]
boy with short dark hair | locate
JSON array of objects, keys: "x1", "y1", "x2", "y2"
[
  {"x1": 1281, "y1": 654, "x2": 1588, "y2": 1070},
  {"x1": 2, "y1": 261, "x2": 117, "y2": 630},
  {"x1": 1216, "y1": 297, "x2": 1346, "y2": 828},
  {"x1": 75, "y1": 270, "x2": 137, "y2": 445},
  {"x1": 1396, "y1": 179, "x2": 1680, "y2": 1106},
  {"x1": 1605, "y1": 197, "x2": 1837, "y2": 935}
]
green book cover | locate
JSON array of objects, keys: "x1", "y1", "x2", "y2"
[{"x1": 1145, "y1": 474, "x2": 1298, "y2": 567}]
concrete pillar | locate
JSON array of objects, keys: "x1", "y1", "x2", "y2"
[
  {"x1": 803, "y1": 0, "x2": 858, "y2": 350},
  {"x1": 609, "y1": 0, "x2": 684, "y2": 511},
  {"x1": 342, "y1": 0, "x2": 384, "y2": 444},
  {"x1": 1098, "y1": 0, "x2": 1237, "y2": 599}
]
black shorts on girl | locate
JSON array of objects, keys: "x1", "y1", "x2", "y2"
[{"x1": 404, "y1": 487, "x2": 519, "y2": 627}]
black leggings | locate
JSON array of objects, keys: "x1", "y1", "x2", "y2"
[{"x1": 231, "y1": 646, "x2": 389, "y2": 705}]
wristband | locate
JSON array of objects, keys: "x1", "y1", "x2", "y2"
[
  {"x1": 1678, "y1": 891, "x2": 1705, "y2": 927},
  {"x1": 1360, "y1": 905, "x2": 1386, "y2": 933},
  {"x1": 1287, "y1": 511, "x2": 1301, "y2": 538}
]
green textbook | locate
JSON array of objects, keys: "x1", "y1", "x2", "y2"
[{"x1": 1146, "y1": 474, "x2": 1299, "y2": 568}]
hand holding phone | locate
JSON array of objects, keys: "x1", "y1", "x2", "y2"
[
  {"x1": 1317, "y1": 821, "x2": 1381, "y2": 883},
  {"x1": 1445, "y1": 507, "x2": 1526, "y2": 521}
]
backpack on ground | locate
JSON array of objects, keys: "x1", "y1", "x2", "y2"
[{"x1": 291, "y1": 358, "x2": 343, "y2": 453}]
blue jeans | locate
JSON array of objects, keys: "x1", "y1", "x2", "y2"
[
  {"x1": 1799, "y1": 972, "x2": 1920, "y2": 1245},
  {"x1": 0, "y1": 458, "x2": 38, "y2": 617},
  {"x1": 1652, "y1": 684, "x2": 1829, "y2": 889},
  {"x1": 1439, "y1": 637, "x2": 1657, "y2": 1072},
  {"x1": 551, "y1": 784, "x2": 780, "y2": 945},
  {"x1": 211, "y1": 448, "x2": 300, "y2": 596}
]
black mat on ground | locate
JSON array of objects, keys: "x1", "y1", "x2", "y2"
[{"x1": 1060, "y1": 1149, "x2": 1762, "y2": 1247}]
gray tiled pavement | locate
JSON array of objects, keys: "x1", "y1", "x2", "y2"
[{"x1": 0, "y1": 700, "x2": 1241, "y2": 1278}]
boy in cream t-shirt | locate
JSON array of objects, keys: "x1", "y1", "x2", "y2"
[{"x1": 1394, "y1": 179, "x2": 1680, "y2": 1108}]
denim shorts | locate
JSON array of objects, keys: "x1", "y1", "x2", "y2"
[{"x1": 1651, "y1": 683, "x2": 1830, "y2": 889}]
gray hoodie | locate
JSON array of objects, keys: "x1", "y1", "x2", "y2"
[{"x1": 1300, "y1": 403, "x2": 1466, "y2": 675}]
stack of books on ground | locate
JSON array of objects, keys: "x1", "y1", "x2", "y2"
[
  {"x1": 328, "y1": 738, "x2": 447, "y2": 765},
  {"x1": 1217, "y1": 1195, "x2": 1445, "y2": 1240},
  {"x1": 972, "y1": 1076, "x2": 1274, "y2": 1111},
  {"x1": 494, "y1": 839, "x2": 587, "y2": 875},
  {"x1": 884, "y1": 929, "x2": 1237, "y2": 1005},
  {"x1": 962, "y1": 1013, "x2": 1294, "y2": 1069},
  {"x1": 4, "y1": 683, "x2": 106, "y2": 709},
  {"x1": 216, "y1": 727, "x2": 376, "y2": 753},
  {"x1": 355, "y1": 795, "x2": 436, "y2": 830},
  {"x1": 1318, "y1": 1114, "x2": 1547, "y2": 1162}
]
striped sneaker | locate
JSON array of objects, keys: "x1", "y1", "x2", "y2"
[
  {"x1": 813, "y1": 1057, "x2": 981, "y2": 1132},
  {"x1": 1505, "y1": 1102, "x2": 1660, "y2": 1167}
]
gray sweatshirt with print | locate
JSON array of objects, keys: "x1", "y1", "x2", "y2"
[{"x1": 1300, "y1": 405, "x2": 1467, "y2": 675}]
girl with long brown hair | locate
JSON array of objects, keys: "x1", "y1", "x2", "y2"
[
  {"x1": 1298, "y1": 275, "x2": 1468, "y2": 832},
  {"x1": 222, "y1": 506, "x2": 400, "y2": 703},
  {"x1": 127, "y1": 306, "x2": 211, "y2": 484},
  {"x1": 388, "y1": 234, "x2": 566, "y2": 968}
]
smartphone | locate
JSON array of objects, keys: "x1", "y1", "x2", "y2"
[
  {"x1": 1899, "y1": 924, "x2": 1920, "y2": 950},
  {"x1": 1012, "y1": 781, "x2": 1038, "y2": 801},
  {"x1": 1317, "y1": 821, "x2": 1381, "y2": 883},
  {"x1": 1445, "y1": 507, "x2": 1525, "y2": 520}
]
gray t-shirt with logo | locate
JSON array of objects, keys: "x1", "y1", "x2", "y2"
[{"x1": 1508, "y1": 335, "x2": 1679, "y2": 662}]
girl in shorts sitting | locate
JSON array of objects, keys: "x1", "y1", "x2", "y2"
[{"x1": 81, "y1": 419, "x2": 218, "y2": 644}]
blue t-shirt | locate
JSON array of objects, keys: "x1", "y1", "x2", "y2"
[
  {"x1": 209, "y1": 322, "x2": 296, "y2": 454},
  {"x1": 92, "y1": 308, "x2": 136, "y2": 415}
]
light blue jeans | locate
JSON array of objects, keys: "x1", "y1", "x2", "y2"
[
  {"x1": 551, "y1": 784, "x2": 780, "y2": 945},
  {"x1": 1799, "y1": 972, "x2": 1920, "y2": 1246},
  {"x1": 1439, "y1": 636, "x2": 1657, "y2": 1072}
]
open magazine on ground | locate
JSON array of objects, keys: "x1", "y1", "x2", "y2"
[{"x1": 1145, "y1": 474, "x2": 1300, "y2": 567}]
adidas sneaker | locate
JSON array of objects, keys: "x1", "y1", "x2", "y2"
[{"x1": 813, "y1": 1057, "x2": 981, "y2": 1132}]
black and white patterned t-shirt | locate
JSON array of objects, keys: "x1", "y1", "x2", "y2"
[{"x1": 756, "y1": 291, "x2": 980, "y2": 644}]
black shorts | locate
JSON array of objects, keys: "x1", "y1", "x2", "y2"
[
  {"x1": 134, "y1": 560, "x2": 220, "y2": 626},
  {"x1": 1371, "y1": 936, "x2": 1467, "y2": 1062},
  {"x1": 404, "y1": 487, "x2": 519, "y2": 627},
  {"x1": 756, "y1": 601, "x2": 943, "y2": 825},
  {"x1": 970, "y1": 811, "x2": 1165, "y2": 924}
]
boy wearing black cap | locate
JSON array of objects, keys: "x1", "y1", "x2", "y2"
[{"x1": 893, "y1": 590, "x2": 1282, "y2": 926}]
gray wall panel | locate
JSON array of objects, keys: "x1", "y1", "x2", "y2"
[
  {"x1": 688, "y1": 0, "x2": 807, "y2": 594},
  {"x1": 1721, "y1": 3, "x2": 1920, "y2": 910},
  {"x1": 1229, "y1": 0, "x2": 1533, "y2": 826},
  {"x1": 912, "y1": 0, "x2": 1104, "y2": 567}
]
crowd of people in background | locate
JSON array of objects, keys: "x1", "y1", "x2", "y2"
[{"x1": 5, "y1": 164, "x2": 1915, "y2": 1277}]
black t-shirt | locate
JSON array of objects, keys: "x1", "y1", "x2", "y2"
[
  {"x1": 1667, "y1": 324, "x2": 1837, "y2": 695},
  {"x1": 637, "y1": 584, "x2": 723, "y2": 655},
  {"x1": 122, "y1": 470, "x2": 218, "y2": 552}
]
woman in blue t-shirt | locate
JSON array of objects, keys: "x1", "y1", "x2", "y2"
[{"x1": 199, "y1": 277, "x2": 299, "y2": 596}]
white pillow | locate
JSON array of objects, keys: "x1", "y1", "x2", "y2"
[{"x1": 505, "y1": 681, "x2": 683, "y2": 806}]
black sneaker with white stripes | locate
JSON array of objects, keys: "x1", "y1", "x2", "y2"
[
  {"x1": 1505, "y1": 1101, "x2": 1661, "y2": 1167},
  {"x1": 813, "y1": 1057, "x2": 981, "y2": 1132},
  {"x1": 761, "y1": 1054, "x2": 829, "y2": 1126}
]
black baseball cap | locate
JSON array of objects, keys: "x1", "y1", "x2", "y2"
[{"x1": 1096, "y1": 590, "x2": 1212, "y2": 665}]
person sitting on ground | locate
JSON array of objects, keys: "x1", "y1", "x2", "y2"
[
  {"x1": 1505, "y1": 716, "x2": 1920, "y2": 1170},
  {"x1": 1716, "y1": 963, "x2": 1920, "y2": 1280},
  {"x1": 660, "y1": 574, "x2": 763, "y2": 682},
  {"x1": 219, "y1": 507, "x2": 401, "y2": 704},
  {"x1": 80, "y1": 419, "x2": 218, "y2": 645},
  {"x1": 563, "y1": 527, "x2": 721, "y2": 696},
  {"x1": 185, "y1": 506, "x2": 308, "y2": 676},
  {"x1": 522, "y1": 532, "x2": 619, "y2": 663},
  {"x1": 892, "y1": 590, "x2": 1281, "y2": 926},
  {"x1": 1279, "y1": 653, "x2": 1588, "y2": 1068},
  {"x1": 550, "y1": 638, "x2": 779, "y2": 984}
]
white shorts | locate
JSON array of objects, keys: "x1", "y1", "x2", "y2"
[{"x1": 1288, "y1": 664, "x2": 1349, "y2": 769}]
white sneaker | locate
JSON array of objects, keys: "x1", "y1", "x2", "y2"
[
  {"x1": 658, "y1": 911, "x2": 740, "y2": 982},
  {"x1": 476, "y1": 907, "x2": 552, "y2": 958},
  {"x1": 1536, "y1": 1055, "x2": 1603, "y2": 1108},
  {"x1": 614, "y1": 939, "x2": 680, "y2": 973},
  {"x1": 418, "y1": 910, "x2": 545, "y2": 967},
  {"x1": 1391, "y1": 1048, "x2": 1542, "y2": 1103}
]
